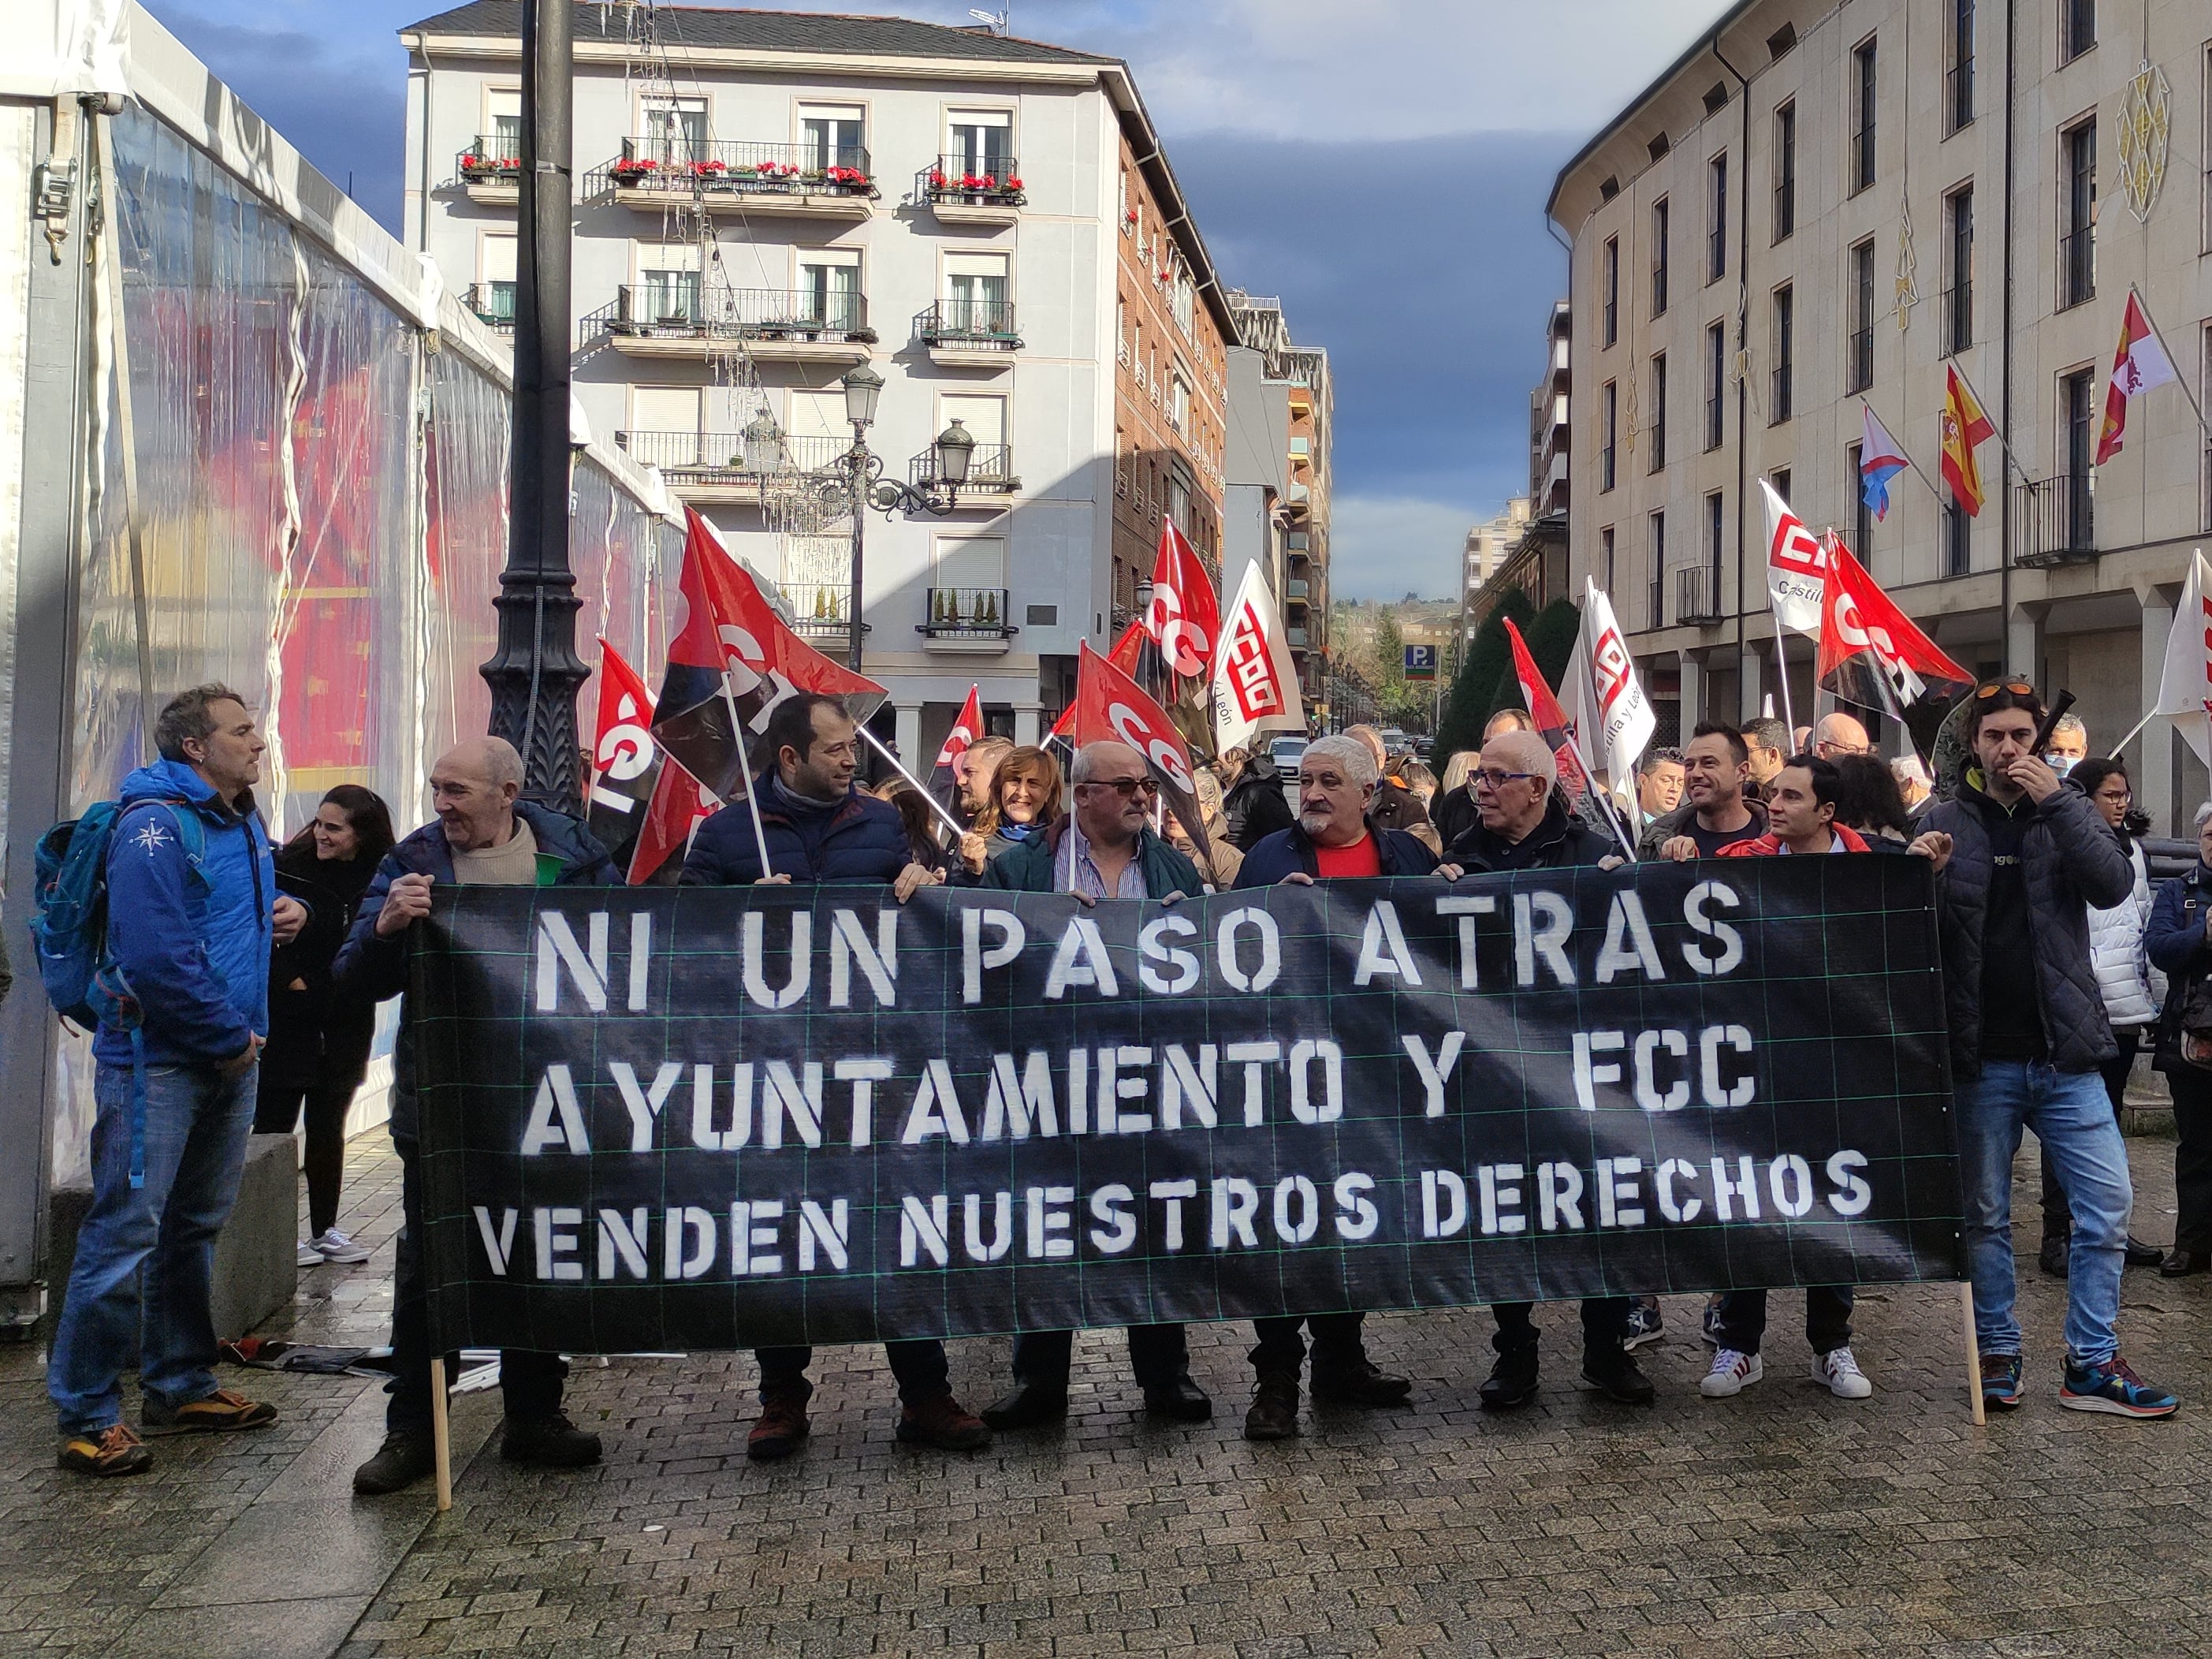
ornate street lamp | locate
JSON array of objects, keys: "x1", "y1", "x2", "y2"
[{"x1": 832, "y1": 366, "x2": 978, "y2": 673}]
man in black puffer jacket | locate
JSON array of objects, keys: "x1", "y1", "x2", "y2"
[
  {"x1": 1222, "y1": 747, "x2": 1295, "y2": 852},
  {"x1": 1914, "y1": 680, "x2": 2178, "y2": 1419}
]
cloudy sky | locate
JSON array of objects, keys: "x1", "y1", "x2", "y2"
[{"x1": 146, "y1": 0, "x2": 1724, "y2": 599}]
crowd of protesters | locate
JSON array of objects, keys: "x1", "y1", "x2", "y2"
[{"x1": 32, "y1": 673, "x2": 2208, "y2": 1488}]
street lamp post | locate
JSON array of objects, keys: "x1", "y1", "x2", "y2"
[{"x1": 481, "y1": 0, "x2": 585, "y2": 806}]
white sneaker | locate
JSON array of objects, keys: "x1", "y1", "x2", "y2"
[
  {"x1": 311, "y1": 1228, "x2": 371, "y2": 1265},
  {"x1": 296, "y1": 1239, "x2": 322, "y2": 1268},
  {"x1": 1700, "y1": 1348, "x2": 1763, "y2": 1397},
  {"x1": 1812, "y1": 1346, "x2": 1874, "y2": 1399}
]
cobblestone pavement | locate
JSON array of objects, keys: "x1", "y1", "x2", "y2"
[{"x1": 6, "y1": 1133, "x2": 2212, "y2": 1657}]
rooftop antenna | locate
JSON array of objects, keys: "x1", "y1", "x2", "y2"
[{"x1": 968, "y1": 7, "x2": 1008, "y2": 34}]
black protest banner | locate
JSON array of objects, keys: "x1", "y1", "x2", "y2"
[{"x1": 409, "y1": 859, "x2": 1964, "y2": 1355}]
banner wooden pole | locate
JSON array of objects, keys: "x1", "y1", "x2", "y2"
[
  {"x1": 1958, "y1": 1282, "x2": 1986, "y2": 1426},
  {"x1": 430, "y1": 1355, "x2": 454, "y2": 1510}
]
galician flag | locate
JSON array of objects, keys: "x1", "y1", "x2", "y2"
[
  {"x1": 1940, "y1": 365, "x2": 1997, "y2": 516},
  {"x1": 2151, "y1": 550, "x2": 2212, "y2": 766},
  {"x1": 1759, "y1": 477, "x2": 1827, "y2": 636},
  {"x1": 1859, "y1": 403, "x2": 1910, "y2": 523},
  {"x1": 2095, "y1": 289, "x2": 2180, "y2": 465}
]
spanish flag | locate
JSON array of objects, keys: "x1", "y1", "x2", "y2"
[{"x1": 1939, "y1": 364, "x2": 1997, "y2": 516}]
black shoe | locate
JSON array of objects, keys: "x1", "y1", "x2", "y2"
[
  {"x1": 1310, "y1": 1354, "x2": 1413, "y2": 1407},
  {"x1": 1141, "y1": 1374, "x2": 1212, "y2": 1422},
  {"x1": 2161, "y1": 1249, "x2": 2211, "y2": 1278},
  {"x1": 1580, "y1": 1351, "x2": 1656, "y2": 1405},
  {"x1": 979, "y1": 1380, "x2": 1067, "y2": 1430},
  {"x1": 1478, "y1": 1347, "x2": 1540, "y2": 1411},
  {"x1": 1243, "y1": 1374, "x2": 1299, "y2": 1441},
  {"x1": 353, "y1": 1430, "x2": 435, "y2": 1495},
  {"x1": 2039, "y1": 1236, "x2": 2070, "y2": 1277},
  {"x1": 2125, "y1": 1236, "x2": 2165, "y2": 1268},
  {"x1": 499, "y1": 1411, "x2": 601, "y2": 1468}
]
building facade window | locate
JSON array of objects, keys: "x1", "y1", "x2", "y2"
[
  {"x1": 1602, "y1": 525, "x2": 1616, "y2": 591},
  {"x1": 1648, "y1": 510, "x2": 1666, "y2": 630},
  {"x1": 2061, "y1": 0, "x2": 2095, "y2": 63},
  {"x1": 1770, "y1": 285, "x2": 1794, "y2": 423},
  {"x1": 1649, "y1": 352, "x2": 1667, "y2": 471},
  {"x1": 1772, "y1": 101, "x2": 1797, "y2": 240},
  {"x1": 1943, "y1": 498, "x2": 1971, "y2": 576},
  {"x1": 1848, "y1": 240, "x2": 1875, "y2": 393},
  {"x1": 1948, "y1": 0, "x2": 1976, "y2": 133},
  {"x1": 1946, "y1": 185, "x2": 1975, "y2": 353},
  {"x1": 1707, "y1": 153, "x2": 1729, "y2": 281},
  {"x1": 1771, "y1": 468, "x2": 1792, "y2": 509},
  {"x1": 1601, "y1": 380, "x2": 1618, "y2": 490},
  {"x1": 1603, "y1": 236, "x2": 1620, "y2": 345},
  {"x1": 1706, "y1": 490, "x2": 1725, "y2": 574},
  {"x1": 2061, "y1": 367, "x2": 2096, "y2": 550},
  {"x1": 799, "y1": 105, "x2": 866, "y2": 171},
  {"x1": 2060, "y1": 119, "x2": 2096, "y2": 308},
  {"x1": 1705, "y1": 319, "x2": 1726, "y2": 450},
  {"x1": 1652, "y1": 197, "x2": 1670, "y2": 317},
  {"x1": 1849, "y1": 442, "x2": 1873, "y2": 553},
  {"x1": 1851, "y1": 38, "x2": 1878, "y2": 195}
]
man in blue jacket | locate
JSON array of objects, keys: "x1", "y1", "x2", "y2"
[
  {"x1": 337, "y1": 736, "x2": 620, "y2": 1493},
  {"x1": 50, "y1": 684, "x2": 303, "y2": 1476},
  {"x1": 680, "y1": 692, "x2": 989, "y2": 1459}
]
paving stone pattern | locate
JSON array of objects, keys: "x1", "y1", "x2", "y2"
[{"x1": 5, "y1": 1134, "x2": 2212, "y2": 1657}]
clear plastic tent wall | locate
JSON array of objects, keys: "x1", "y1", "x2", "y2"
[{"x1": 50, "y1": 102, "x2": 682, "y2": 1180}]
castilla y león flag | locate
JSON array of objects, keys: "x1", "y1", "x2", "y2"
[
  {"x1": 2095, "y1": 289, "x2": 2179, "y2": 465},
  {"x1": 1502, "y1": 617, "x2": 1589, "y2": 802},
  {"x1": 1815, "y1": 534, "x2": 1972, "y2": 718},
  {"x1": 1071, "y1": 640, "x2": 1212, "y2": 867},
  {"x1": 1210, "y1": 562, "x2": 1306, "y2": 755}
]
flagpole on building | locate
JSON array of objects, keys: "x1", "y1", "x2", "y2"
[
  {"x1": 1860, "y1": 399, "x2": 1946, "y2": 501},
  {"x1": 2130, "y1": 285, "x2": 2212, "y2": 442},
  {"x1": 1949, "y1": 362, "x2": 2035, "y2": 488}
]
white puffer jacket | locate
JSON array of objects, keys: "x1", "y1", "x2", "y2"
[{"x1": 2088, "y1": 839, "x2": 2166, "y2": 1029}]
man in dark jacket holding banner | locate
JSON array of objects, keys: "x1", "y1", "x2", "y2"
[
  {"x1": 337, "y1": 737, "x2": 619, "y2": 1495},
  {"x1": 1447, "y1": 729, "x2": 1652, "y2": 1409},
  {"x1": 975, "y1": 740, "x2": 1213, "y2": 1429},
  {"x1": 680, "y1": 692, "x2": 989, "y2": 1457}
]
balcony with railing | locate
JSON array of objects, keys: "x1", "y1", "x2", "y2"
[
  {"x1": 917, "y1": 155, "x2": 1025, "y2": 224},
  {"x1": 2013, "y1": 475, "x2": 2097, "y2": 567},
  {"x1": 588, "y1": 285, "x2": 874, "y2": 363},
  {"x1": 464, "y1": 281, "x2": 516, "y2": 335},
  {"x1": 589, "y1": 139, "x2": 877, "y2": 218},
  {"x1": 780, "y1": 582, "x2": 858, "y2": 645},
  {"x1": 918, "y1": 587, "x2": 1017, "y2": 652},
  {"x1": 614, "y1": 430, "x2": 847, "y2": 501},
  {"x1": 916, "y1": 300, "x2": 1021, "y2": 366},
  {"x1": 909, "y1": 442, "x2": 1018, "y2": 503},
  {"x1": 456, "y1": 133, "x2": 521, "y2": 203},
  {"x1": 1674, "y1": 564, "x2": 1724, "y2": 626}
]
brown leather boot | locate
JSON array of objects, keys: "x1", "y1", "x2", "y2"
[
  {"x1": 747, "y1": 1389, "x2": 811, "y2": 1461},
  {"x1": 896, "y1": 1391, "x2": 992, "y2": 1450}
]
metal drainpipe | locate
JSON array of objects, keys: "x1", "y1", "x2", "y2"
[
  {"x1": 1999, "y1": 0, "x2": 2016, "y2": 669},
  {"x1": 1713, "y1": 36, "x2": 1752, "y2": 723}
]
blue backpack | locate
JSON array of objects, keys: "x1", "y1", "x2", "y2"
[{"x1": 29, "y1": 799, "x2": 206, "y2": 1187}]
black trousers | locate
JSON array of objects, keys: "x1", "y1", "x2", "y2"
[
  {"x1": 1711, "y1": 1286, "x2": 1854, "y2": 1356},
  {"x1": 2169, "y1": 1064, "x2": 2212, "y2": 1254},
  {"x1": 1490, "y1": 1299, "x2": 1629, "y2": 1362},
  {"x1": 2043, "y1": 1028, "x2": 2139, "y2": 1238},
  {"x1": 253, "y1": 1076, "x2": 356, "y2": 1239},
  {"x1": 1249, "y1": 1311, "x2": 1369, "y2": 1376},
  {"x1": 1011, "y1": 1325, "x2": 1188, "y2": 1390},
  {"x1": 387, "y1": 1135, "x2": 564, "y2": 1433},
  {"x1": 756, "y1": 1341, "x2": 949, "y2": 1407}
]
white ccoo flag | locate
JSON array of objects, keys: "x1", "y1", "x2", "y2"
[
  {"x1": 1210, "y1": 561, "x2": 1308, "y2": 754},
  {"x1": 1563, "y1": 576, "x2": 1656, "y2": 797},
  {"x1": 1760, "y1": 476, "x2": 1827, "y2": 637},
  {"x1": 2153, "y1": 550, "x2": 2212, "y2": 766}
]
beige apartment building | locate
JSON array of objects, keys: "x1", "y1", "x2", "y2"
[{"x1": 1550, "y1": 0, "x2": 2212, "y2": 829}]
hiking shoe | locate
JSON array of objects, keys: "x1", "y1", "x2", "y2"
[
  {"x1": 746, "y1": 1392, "x2": 811, "y2": 1460},
  {"x1": 1622, "y1": 1297, "x2": 1665, "y2": 1351},
  {"x1": 1812, "y1": 1347, "x2": 1874, "y2": 1400},
  {"x1": 1478, "y1": 1346, "x2": 1539, "y2": 1411},
  {"x1": 2060, "y1": 1354, "x2": 2180, "y2": 1419},
  {"x1": 58, "y1": 1423, "x2": 151, "y2": 1478},
  {"x1": 1700, "y1": 1349, "x2": 1763, "y2": 1398},
  {"x1": 1981, "y1": 1353, "x2": 2024, "y2": 1411},
  {"x1": 1579, "y1": 1351, "x2": 1655, "y2": 1404},
  {"x1": 142, "y1": 1388, "x2": 277, "y2": 1435},
  {"x1": 310, "y1": 1228, "x2": 371, "y2": 1265},
  {"x1": 352, "y1": 1430, "x2": 434, "y2": 1495},
  {"x1": 1700, "y1": 1297, "x2": 1724, "y2": 1348},
  {"x1": 1309, "y1": 1354, "x2": 1413, "y2": 1407},
  {"x1": 499, "y1": 1411, "x2": 601, "y2": 1467},
  {"x1": 896, "y1": 1392, "x2": 992, "y2": 1451},
  {"x1": 1243, "y1": 1374, "x2": 1300, "y2": 1441},
  {"x1": 296, "y1": 1239, "x2": 324, "y2": 1267}
]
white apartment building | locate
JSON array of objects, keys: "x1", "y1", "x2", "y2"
[
  {"x1": 1463, "y1": 497, "x2": 1532, "y2": 632},
  {"x1": 1550, "y1": 0, "x2": 2212, "y2": 830},
  {"x1": 400, "y1": 2, "x2": 1235, "y2": 761}
]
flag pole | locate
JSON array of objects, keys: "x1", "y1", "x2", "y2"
[
  {"x1": 2130, "y1": 285, "x2": 2212, "y2": 442},
  {"x1": 1949, "y1": 362, "x2": 2035, "y2": 488},
  {"x1": 1562, "y1": 724, "x2": 1638, "y2": 861},
  {"x1": 722, "y1": 679, "x2": 777, "y2": 879},
  {"x1": 858, "y1": 725, "x2": 966, "y2": 839},
  {"x1": 1771, "y1": 606, "x2": 1799, "y2": 744},
  {"x1": 2110, "y1": 706, "x2": 2160, "y2": 759},
  {"x1": 1861, "y1": 399, "x2": 1946, "y2": 501}
]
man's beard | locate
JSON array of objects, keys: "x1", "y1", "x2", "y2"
[{"x1": 1298, "y1": 809, "x2": 1334, "y2": 837}]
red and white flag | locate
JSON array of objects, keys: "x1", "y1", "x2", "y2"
[
  {"x1": 1815, "y1": 534, "x2": 1972, "y2": 718},
  {"x1": 586, "y1": 638, "x2": 663, "y2": 853},
  {"x1": 2151, "y1": 550, "x2": 2212, "y2": 766},
  {"x1": 1562, "y1": 578, "x2": 1655, "y2": 795},
  {"x1": 1503, "y1": 617, "x2": 1590, "y2": 801},
  {"x1": 1050, "y1": 623, "x2": 1144, "y2": 740},
  {"x1": 2095, "y1": 289, "x2": 2180, "y2": 465},
  {"x1": 1210, "y1": 563, "x2": 1305, "y2": 753},
  {"x1": 1143, "y1": 517, "x2": 1220, "y2": 689},
  {"x1": 1071, "y1": 640, "x2": 1211, "y2": 863},
  {"x1": 1760, "y1": 477, "x2": 1827, "y2": 637},
  {"x1": 627, "y1": 759, "x2": 716, "y2": 886},
  {"x1": 930, "y1": 684, "x2": 984, "y2": 798}
]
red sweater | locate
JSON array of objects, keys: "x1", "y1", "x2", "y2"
[{"x1": 1718, "y1": 822, "x2": 1871, "y2": 856}]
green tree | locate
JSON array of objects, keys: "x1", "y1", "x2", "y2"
[
  {"x1": 1528, "y1": 598, "x2": 1581, "y2": 692},
  {"x1": 1435, "y1": 587, "x2": 1535, "y2": 766}
]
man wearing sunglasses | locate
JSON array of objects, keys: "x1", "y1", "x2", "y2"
[
  {"x1": 976, "y1": 740, "x2": 1214, "y2": 1432},
  {"x1": 1913, "y1": 680, "x2": 2179, "y2": 1419}
]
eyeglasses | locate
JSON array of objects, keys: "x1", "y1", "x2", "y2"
[
  {"x1": 1816, "y1": 740, "x2": 1871, "y2": 756},
  {"x1": 1472, "y1": 769, "x2": 1539, "y2": 791},
  {"x1": 1975, "y1": 679, "x2": 2035, "y2": 699},
  {"x1": 1083, "y1": 777, "x2": 1157, "y2": 799}
]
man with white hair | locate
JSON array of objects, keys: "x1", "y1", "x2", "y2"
[
  {"x1": 335, "y1": 736, "x2": 621, "y2": 1494},
  {"x1": 1891, "y1": 754, "x2": 1933, "y2": 814},
  {"x1": 1447, "y1": 729, "x2": 1652, "y2": 1407},
  {"x1": 2044, "y1": 713, "x2": 2088, "y2": 777},
  {"x1": 1232, "y1": 734, "x2": 1453, "y2": 1437}
]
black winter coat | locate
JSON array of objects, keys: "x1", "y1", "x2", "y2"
[
  {"x1": 1234, "y1": 818, "x2": 1438, "y2": 887},
  {"x1": 680, "y1": 774, "x2": 913, "y2": 887},
  {"x1": 1223, "y1": 759, "x2": 1295, "y2": 852},
  {"x1": 262, "y1": 843, "x2": 381, "y2": 1092},
  {"x1": 1448, "y1": 794, "x2": 1614, "y2": 872}
]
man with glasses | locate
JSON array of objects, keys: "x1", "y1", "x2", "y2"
[
  {"x1": 1640, "y1": 723, "x2": 1768, "y2": 861},
  {"x1": 1447, "y1": 730, "x2": 1652, "y2": 1407},
  {"x1": 977, "y1": 740, "x2": 1214, "y2": 1430},
  {"x1": 1915, "y1": 680, "x2": 2179, "y2": 1417},
  {"x1": 1234, "y1": 734, "x2": 1451, "y2": 1437},
  {"x1": 1813, "y1": 710, "x2": 1873, "y2": 761}
]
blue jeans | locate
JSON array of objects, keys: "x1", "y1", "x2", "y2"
[
  {"x1": 49, "y1": 1059, "x2": 259, "y2": 1434},
  {"x1": 1957, "y1": 1061, "x2": 2131, "y2": 1366}
]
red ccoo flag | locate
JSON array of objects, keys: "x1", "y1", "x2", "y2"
[
  {"x1": 1502, "y1": 617, "x2": 1590, "y2": 801},
  {"x1": 1070, "y1": 640, "x2": 1212, "y2": 866},
  {"x1": 1815, "y1": 534, "x2": 1972, "y2": 719}
]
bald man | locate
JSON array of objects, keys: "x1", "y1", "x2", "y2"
[
  {"x1": 335, "y1": 737, "x2": 622, "y2": 1495},
  {"x1": 1814, "y1": 711, "x2": 1872, "y2": 761}
]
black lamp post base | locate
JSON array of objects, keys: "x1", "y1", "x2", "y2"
[{"x1": 482, "y1": 580, "x2": 590, "y2": 811}]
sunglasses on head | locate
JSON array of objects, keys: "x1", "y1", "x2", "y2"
[{"x1": 1975, "y1": 679, "x2": 2035, "y2": 699}]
